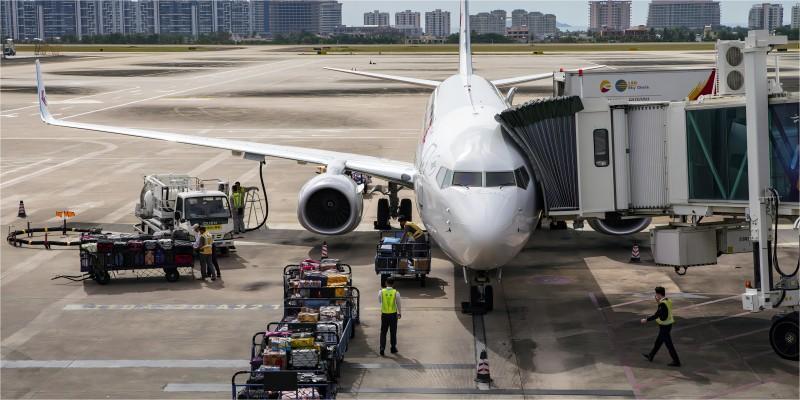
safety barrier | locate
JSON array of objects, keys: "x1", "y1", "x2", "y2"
[{"x1": 6, "y1": 222, "x2": 102, "y2": 248}]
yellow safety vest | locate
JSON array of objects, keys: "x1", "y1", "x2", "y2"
[
  {"x1": 656, "y1": 298, "x2": 674, "y2": 325},
  {"x1": 381, "y1": 288, "x2": 397, "y2": 314},
  {"x1": 232, "y1": 189, "x2": 244, "y2": 209},
  {"x1": 201, "y1": 232, "x2": 213, "y2": 255},
  {"x1": 404, "y1": 221, "x2": 424, "y2": 240}
]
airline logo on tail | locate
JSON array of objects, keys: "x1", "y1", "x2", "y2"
[{"x1": 40, "y1": 89, "x2": 47, "y2": 106}]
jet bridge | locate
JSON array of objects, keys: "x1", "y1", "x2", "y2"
[{"x1": 498, "y1": 31, "x2": 798, "y2": 361}]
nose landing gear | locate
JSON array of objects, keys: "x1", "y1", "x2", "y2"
[{"x1": 462, "y1": 268, "x2": 496, "y2": 314}]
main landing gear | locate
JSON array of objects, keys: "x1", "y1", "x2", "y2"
[{"x1": 462, "y1": 268, "x2": 496, "y2": 314}]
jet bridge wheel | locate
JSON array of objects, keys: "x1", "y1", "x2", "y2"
[{"x1": 770, "y1": 312, "x2": 799, "y2": 361}]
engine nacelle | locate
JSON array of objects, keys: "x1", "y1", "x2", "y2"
[
  {"x1": 588, "y1": 213, "x2": 651, "y2": 236},
  {"x1": 298, "y1": 173, "x2": 363, "y2": 236}
]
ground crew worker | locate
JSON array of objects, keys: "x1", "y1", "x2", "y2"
[
  {"x1": 193, "y1": 225, "x2": 215, "y2": 281},
  {"x1": 398, "y1": 215, "x2": 424, "y2": 265},
  {"x1": 211, "y1": 242, "x2": 221, "y2": 279},
  {"x1": 231, "y1": 182, "x2": 246, "y2": 235},
  {"x1": 378, "y1": 277, "x2": 401, "y2": 356},
  {"x1": 641, "y1": 286, "x2": 681, "y2": 367}
]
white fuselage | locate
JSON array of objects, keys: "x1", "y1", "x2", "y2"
[{"x1": 414, "y1": 74, "x2": 540, "y2": 270}]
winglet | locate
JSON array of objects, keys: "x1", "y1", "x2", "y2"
[{"x1": 35, "y1": 59, "x2": 54, "y2": 123}]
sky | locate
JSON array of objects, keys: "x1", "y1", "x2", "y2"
[{"x1": 340, "y1": 0, "x2": 800, "y2": 31}]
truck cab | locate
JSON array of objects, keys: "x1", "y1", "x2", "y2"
[{"x1": 135, "y1": 174, "x2": 235, "y2": 249}]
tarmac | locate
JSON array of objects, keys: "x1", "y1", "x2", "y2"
[{"x1": 1, "y1": 47, "x2": 798, "y2": 399}]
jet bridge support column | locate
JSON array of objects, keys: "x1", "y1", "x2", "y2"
[{"x1": 742, "y1": 30, "x2": 787, "y2": 310}]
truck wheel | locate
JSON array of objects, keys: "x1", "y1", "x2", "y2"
[
  {"x1": 164, "y1": 268, "x2": 180, "y2": 282},
  {"x1": 770, "y1": 313, "x2": 799, "y2": 361},
  {"x1": 377, "y1": 198, "x2": 390, "y2": 229},
  {"x1": 400, "y1": 198, "x2": 412, "y2": 221}
]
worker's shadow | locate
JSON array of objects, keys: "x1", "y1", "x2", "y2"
[{"x1": 389, "y1": 276, "x2": 447, "y2": 299}]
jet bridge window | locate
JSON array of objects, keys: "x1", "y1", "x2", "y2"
[
  {"x1": 452, "y1": 171, "x2": 482, "y2": 187},
  {"x1": 485, "y1": 171, "x2": 516, "y2": 187}
]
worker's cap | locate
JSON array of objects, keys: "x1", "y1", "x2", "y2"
[{"x1": 192, "y1": 224, "x2": 200, "y2": 230}]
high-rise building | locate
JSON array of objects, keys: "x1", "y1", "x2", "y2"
[
  {"x1": 646, "y1": 0, "x2": 720, "y2": 29},
  {"x1": 395, "y1": 9, "x2": 420, "y2": 27},
  {"x1": 318, "y1": 0, "x2": 341, "y2": 34},
  {"x1": 425, "y1": 8, "x2": 450, "y2": 37},
  {"x1": 511, "y1": 9, "x2": 527, "y2": 27},
  {"x1": 748, "y1": 3, "x2": 783, "y2": 32},
  {"x1": 793, "y1": 3, "x2": 800, "y2": 29},
  {"x1": 589, "y1": 0, "x2": 631, "y2": 31},
  {"x1": 470, "y1": 10, "x2": 505, "y2": 35},
  {"x1": 363, "y1": 9, "x2": 388, "y2": 26},
  {"x1": 528, "y1": 11, "x2": 557, "y2": 39}
]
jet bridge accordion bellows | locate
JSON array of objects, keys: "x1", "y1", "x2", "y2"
[{"x1": 495, "y1": 96, "x2": 584, "y2": 213}]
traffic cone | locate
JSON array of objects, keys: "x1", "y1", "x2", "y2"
[
  {"x1": 321, "y1": 241, "x2": 328, "y2": 258},
  {"x1": 630, "y1": 243, "x2": 641, "y2": 263},
  {"x1": 475, "y1": 349, "x2": 491, "y2": 385},
  {"x1": 17, "y1": 201, "x2": 26, "y2": 218}
]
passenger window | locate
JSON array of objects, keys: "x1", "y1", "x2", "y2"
[
  {"x1": 452, "y1": 171, "x2": 482, "y2": 187},
  {"x1": 514, "y1": 167, "x2": 530, "y2": 189},
  {"x1": 593, "y1": 129, "x2": 610, "y2": 167},
  {"x1": 486, "y1": 171, "x2": 516, "y2": 187}
]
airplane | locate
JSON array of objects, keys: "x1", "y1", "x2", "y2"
[{"x1": 34, "y1": 0, "x2": 649, "y2": 311}]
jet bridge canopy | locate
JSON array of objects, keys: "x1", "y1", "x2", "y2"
[{"x1": 495, "y1": 96, "x2": 584, "y2": 213}]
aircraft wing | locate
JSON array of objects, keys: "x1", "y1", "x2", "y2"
[
  {"x1": 35, "y1": 61, "x2": 416, "y2": 185},
  {"x1": 491, "y1": 65, "x2": 607, "y2": 88},
  {"x1": 324, "y1": 67, "x2": 440, "y2": 88}
]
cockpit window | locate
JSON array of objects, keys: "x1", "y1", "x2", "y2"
[
  {"x1": 452, "y1": 171, "x2": 482, "y2": 187},
  {"x1": 514, "y1": 167, "x2": 530, "y2": 189},
  {"x1": 485, "y1": 171, "x2": 516, "y2": 187}
]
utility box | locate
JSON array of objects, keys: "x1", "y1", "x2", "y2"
[
  {"x1": 650, "y1": 226, "x2": 718, "y2": 267},
  {"x1": 716, "y1": 226, "x2": 752, "y2": 255}
]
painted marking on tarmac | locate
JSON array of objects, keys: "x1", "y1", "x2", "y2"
[
  {"x1": 164, "y1": 383, "x2": 229, "y2": 392},
  {"x1": 0, "y1": 86, "x2": 139, "y2": 115},
  {"x1": 0, "y1": 158, "x2": 53, "y2": 177},
  {"x1": 63, "y1": 303, "x2": 280, "y2": 311},
  {"x1": 0, "y1": 141, "x2": 118, "y2": 189},
  {"x1": 1, "y1": 359, "x2": 247, "y2": 369}
]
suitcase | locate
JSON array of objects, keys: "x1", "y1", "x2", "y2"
[
  {"x1": 144, "y1": 250, "x2": 155, "y2": 266},
  {"x1": 80, "y1": 251, "x2": 93, "y2": 272},
  {"x1": 412, "y1": 258, "x2": 431, "y2": 273},
  {"x1": 269, "y1": 336, "x2": 291, "y2": 351},
  {"x1": 290, "y1": 349, "x2": 318, "y2": 369},
  {"x1": 174, "y1": 254, "x2": 193, "y2": 266},
  {"x1": 173, "y1": 241, "x2": 194, "y2": 255},
  {"x1": 297, "y1": 312, "x2": 319, "y2": 323},
  {"x1": 97, "y1": 239, "x2": 114, "y2": 253},
  {"x1": 263, "y1": 350, "x2": 287, "y2": 369},
  {"x1": 324, "y1": 274, "x2": 348, "y2": 287},
  {"x1": 290, "y1": 337, "x2": 315, "y2": 349}
]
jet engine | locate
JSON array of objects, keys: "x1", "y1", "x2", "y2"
[
  {"x1": 587, "y1": 213, "x2": 651, "y2": 236},
  {"x1": 297, "y1": 173, "x2": 363, "y2": 235}
]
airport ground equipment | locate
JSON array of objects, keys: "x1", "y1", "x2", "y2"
[
  {"x1": 64, "y1": 233, "x2": 195, "y2": 284},
  {"x1": 7, "y1": 223, "x2": 101, "y2": 248},
  {"x1": 2, "y1": 39, "x2": 15, "y2": 57},
  {"x1": 232, "y1": 370, "x2": 335, "y2": 400},
  {"x1": 375, "y1": 230, "x2": 432, "y2": 287},
  {"x1": 135, "y1": 174, "x2": 234, "y2": 249}
]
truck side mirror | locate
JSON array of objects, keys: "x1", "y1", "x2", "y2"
[{"x1": 174, "y1": 211, "x2": 182, "y2": 221}]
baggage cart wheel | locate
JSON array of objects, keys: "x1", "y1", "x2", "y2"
[
  {"x1": 399, "y1": 198, "x2": 413, "y2": 221},
  {"x1": 770, "y1": 312, "x2": 799, "y2": 361},
  {"x1": 164, "y1": 268, "x2": 180, "y2": 282},
  {"x1": 94, "y1": 270, "x2": 111, "y2": 285}
]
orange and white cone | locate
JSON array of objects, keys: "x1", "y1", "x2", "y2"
[
  {"x1": 475, "y1": 349, "x2": 491, "y2": 387},
  {"x1": 630, "y1": 243, "x2": 641, "y2": 263},
  {"x1": 17, "y1": 200, "x2": 26, "y2": 218},
  {"x1": 321, "y1": 241, "x2": 328, "y2": 259}
]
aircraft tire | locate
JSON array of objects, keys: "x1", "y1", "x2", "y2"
[{"x1": 399, "y1": 198, "x2": 413, "y2": 221}]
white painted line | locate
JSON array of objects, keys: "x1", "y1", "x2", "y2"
[
  {"x1": 63, "y1": 303, "x2": 280, "y2": 311},
  {"x1": 0, "y1": 158, "x2": 52, "y2": 177},
  {"x1": 61, "y1": 60, "x2": 309, "y2": 121},
  {"x1": 1, "y1": 359, "x2": 247, "y2": 369},
  {"x1": 0, "y1": 86, "x2": 139, "y2": 114},
  {"x1": 0, "y1": 141, "x2": 118, "y2": 189},
  {"x1": 164, "y1": 383, "x2": 229, "y2": 392},
  {"x1": 777, "y1": 242, "x2": 798, "y2": 248}
]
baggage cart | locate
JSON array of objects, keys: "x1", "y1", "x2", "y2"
[
  {"x1": 283, "y1": 261, "x2": 352, "y2": 299},
  {"x1": 374, "y1": 230, "x2": 431, "y2": 287},
  {"x1": 76, "y1": 234, "x2": 194, "y2": 284},
  {"x1": 231, "y1": 370, "x2": 335, "y2": 400}
]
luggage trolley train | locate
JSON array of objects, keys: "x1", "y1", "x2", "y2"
[
  {"x1": 374, "y1": 230, "x2": 432, "y2": 287},
  {"x1": 232, "y1": 258, "x2": 360, "y2": 399},
  {"x1": 78, "y1": 233, "x2": 195, "y2": 284}
]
